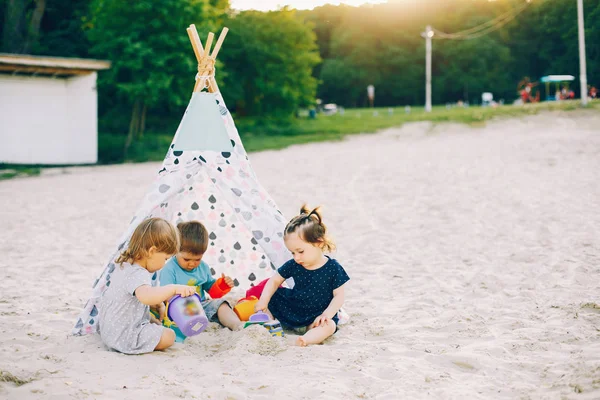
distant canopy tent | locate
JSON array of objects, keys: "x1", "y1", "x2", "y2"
[
  {"x1": 73, "y1": 25, "x2": 290, "y2": 335},
  {"x1": 540, "y1": 75, "x2": 575, "y2": 101}
]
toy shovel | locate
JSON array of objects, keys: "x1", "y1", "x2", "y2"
[
  {"x1": 249, "y1": 311, "x2": 270, "y2": 323},
  {"x1": 243, "y1": 311, "x2": 270, "y2": 328}
]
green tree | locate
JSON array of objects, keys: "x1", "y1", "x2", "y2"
[
  {"x1": 87, "y1": 0, "x2": 227, "y2": 152},
  {"x1": 434, "y1": 37, "x2": 512, "y2": 104},
  {"x1": 0, "y1": 0, "x2": 92, "y2": 57},
  {"x1": 220, "y1": 8, "x2": 321, "y2": 117},
  {"x1": 299, "y1": 4, "x2": 351, "y2": 81},
  {"x1": 512, "y1": 0, "x2": 600, "y2": 97},
  {"x1": 585, "y1": 0, "x2": 600, "y2": 88},
  {"x1": 1, "y1": 0, "x2": 47, "y2": 54},
  {"x1": 32, "y1": 0, "x2": 90, "y2": 57},
  {"x1": 309, "y1": 0, "x2": 600, "y2": 106},
  {"x1": 313, "y1": 3, "x2": 426, "y2": 107},
  {"x1": 319, "y1": 58, "x2": 366, "y2": 107}
]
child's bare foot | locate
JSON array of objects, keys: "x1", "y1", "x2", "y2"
[
  {"x1": 295, "y1": 336, "x2": 308, "y2": 347},
  {"x1": 292, "y1": 322, "x2": 335, "y2": 346}
]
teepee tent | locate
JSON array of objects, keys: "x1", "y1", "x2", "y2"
[{"x1": 73, "y1": 25, "x2": 290, "y2": 335}]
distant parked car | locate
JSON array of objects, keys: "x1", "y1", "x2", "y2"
[{"x1": 322, "y1": 103, "x2": 338, "y2": 115}]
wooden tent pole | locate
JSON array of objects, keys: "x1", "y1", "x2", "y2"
[
  {"x1": 207, "y1": 28, "x2": 228, "y2": 92},
  {"x1": 187, "y1": 25, "x2": 207, "y2": 92},
  {"x1": 199, "y1": 32, "x2": 215, "y2": 92},
  {"x1": 204, "y1": 32, "x2": 215, "y2": 59},
  {"x1": 186, "y1": 25, "x2": 227, "y2": 94},
  {"x1": 209, "y1": 77, "x2": 220, "y2": 94},
  {"x1": 211, "y1": 28, "x2": 229, "y2": 59},
  {"x1": 190, "y1": 25, "x2": 205, "y2": 55},
  {"x1": 186, "y1": 25, "x2": 204, "y2": 62}
]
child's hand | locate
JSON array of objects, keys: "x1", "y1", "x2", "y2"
[
  {"x1": 222, "y1": 273, "x2": 234, "y2": 288},
  {"x1": 150, "y1": 303, "x2": 165, "y2": 322},
  {"x1": 311, "y1": 314, "x2": 330, "y2": 328},
  {"x1": 150, "y1": 312, "x2": 161, "y2": 325},
  {"x1": 157, "y1": 302, "x2": 166, "y2": 321},
  {"x1": 173, "y1": 284, "x2": 196, "y2": 297},
  {"x1": 254, "y1": 300, "x2": 268, "y2": 312}
]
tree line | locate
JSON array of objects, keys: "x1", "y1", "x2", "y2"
[{"x1": 1, "y1": 0, "x2": 598, "y2": 136}]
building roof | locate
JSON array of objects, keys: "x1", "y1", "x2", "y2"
[
  {"x1": 540, "y1": 75, "x2": 575, "y2": 83},
  {"x1": 0, "y1": 53, "x2": 111, "y2": 77}
]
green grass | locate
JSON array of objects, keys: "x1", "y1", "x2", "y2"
[
  {"x1": 3, "y1": 101, "x2": 597, "y2": 176},
  {"x1": 238, "y1": 101, "x2": 590, "y2": 152},
  {"x1": 0, "y1": 166, "x2": 41, "y2": 180},
  {"x1": 99, "y1": 100, "x2": 595, "y2": 162},
  {"x1": 98, "y1": 133, "x2": 174, "y2": 164}
]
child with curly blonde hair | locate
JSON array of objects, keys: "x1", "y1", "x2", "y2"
[{"x1": 99, "y1": 218, "x2": 196, "y2": 354}]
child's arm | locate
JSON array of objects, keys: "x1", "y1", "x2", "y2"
[
  {"x1": 135, "y1": 284, "x2": 196, "y2": 306},
  {"x1": 157, "y1": 264, "x2": 184, "y2": 304},
  {"x1": 255, "y1": 273, "x2": 286, "y2": 311},
  {"x1": 312, "y1": 284, "x2": 346, "y2": 327}
]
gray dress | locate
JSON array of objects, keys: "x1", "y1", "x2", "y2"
[{"x1": 99, "y1": 262, "x2": 164, "y2": 354}]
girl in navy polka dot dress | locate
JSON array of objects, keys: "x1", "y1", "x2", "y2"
[{"x1": 255, "y1": 205, "x2": 350, "y2": 346}]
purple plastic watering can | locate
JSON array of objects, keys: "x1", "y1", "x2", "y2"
[{"x1": 167, "y1": 293, "x2": 209, "y2": 337}]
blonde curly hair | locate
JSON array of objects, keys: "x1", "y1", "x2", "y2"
[{"x1": 116, "y1": 218, "x2": 179, "y2": 265}]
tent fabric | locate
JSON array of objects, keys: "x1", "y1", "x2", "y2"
[
  {"x1": 173, "y1": 92, "x2": 234, "y2": 152},
  {"x1": 73, "y1": 92, "x2": 290, "y2": 335}
]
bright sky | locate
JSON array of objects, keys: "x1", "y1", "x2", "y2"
[{"x1": 230, "y1": 0, "x2": 388, "y2": 11}]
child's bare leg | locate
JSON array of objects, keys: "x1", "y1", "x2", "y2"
[
  {"x1": 217, "y1": 303, "x2": 244, "y2": 330},
  {"x1": 295, "y1": 320, "x2": 336, "y2": 347},
  {"x1": 155, "y1": 328, "x2": 175, "y2": 350}
]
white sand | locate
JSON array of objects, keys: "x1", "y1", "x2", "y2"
[{"x1": 1, "y1": 110, "x2": 599, "y2": 399}]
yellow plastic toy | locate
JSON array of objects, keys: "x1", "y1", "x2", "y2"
[{"x1": 233, "y1": 296, "x2": 258, "y2": 321}]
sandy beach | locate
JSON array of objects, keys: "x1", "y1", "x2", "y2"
[{"x1": 1, "y1": 109, "x2": 599, "y2": 399}]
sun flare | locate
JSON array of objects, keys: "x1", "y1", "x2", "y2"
[{"x1": 230, "y1": 0, "x2": 388, "y2": 12}]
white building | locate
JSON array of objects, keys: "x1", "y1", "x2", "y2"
[{"x1": 0, "y1": 53, "x2": 110, "y2": 165}]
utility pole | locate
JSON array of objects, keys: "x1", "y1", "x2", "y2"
[
  {"x1": 577, "y1": 0, "x2": 588, "y2": 105},
  {"x1": 422, "y1": 25, "x2": 434, "y2": 112}
]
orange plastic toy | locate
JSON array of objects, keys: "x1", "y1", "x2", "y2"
[
  {"x1": 207, "y1": 277, "x2": 232, "y2": 299},
  {"x1": 233, "y1": 296, "x2": 259, "y2": 321}
]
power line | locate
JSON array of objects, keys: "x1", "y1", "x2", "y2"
[
  {"x1": 433, "y1": 6, "x2": 520, "y2": 38},
  {"x1": 432, "y1": 1, "x2": 531, "y2": 40},
  {"x1": 422, "y1": 1, "x2": 533, "y2": 111}
]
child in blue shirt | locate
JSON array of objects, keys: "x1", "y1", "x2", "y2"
[{"x1": 160, "y1": 221, "x2": 244, "y2": 334}]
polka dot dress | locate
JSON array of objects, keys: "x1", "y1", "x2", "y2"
[
  {"x1": 98, "y1": 263, "x2": 163, "y2": 354},
  {"x1": 268, "y1": 257, "x2": 350, "y2": 328}
]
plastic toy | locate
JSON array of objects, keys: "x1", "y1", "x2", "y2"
[
  {"x1": 150, "y1": 307, "x2": 187, "y2": 343},
  {"x1": 207, "y1": 277, "x2": 232, "y2": 299},
  {"x1": 166, "y1": 293, "x2": 209, "y2": 337},
  {"x1": 245, "y1": 278, "x2": 269, "y2": 298},
  {"x1": 264, "y1": 320, "x2": 284, "y2": 337},
  {"x1": 245, "y1": 278, "x2": 284, "y2": 299},
  {"x1": 249, "y1": 311, "x2": 269, "y2": 323},
  {"x1": 233, "y1": 296, "x2": 258, "y2": 321},
  {"x1": 169, "y1": 323, "x2": 187, "y2": 343},
  {"x1": 242, "y1": 310, "x2": 271, "y2": 328}
]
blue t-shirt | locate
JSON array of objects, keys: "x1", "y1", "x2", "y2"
[
  {"x1": 160, "y1": 257, "x2": 216, "y2": 301},
  {"x1": 268, "y1": 257, "x2": 350, "y2": 328}
]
